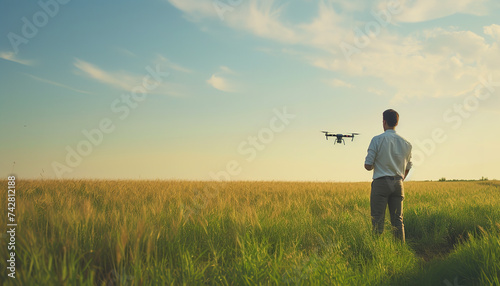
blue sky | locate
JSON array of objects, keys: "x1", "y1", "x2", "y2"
[{"x1": 1, "y1": 0, "x2": 500, "y2": 181}]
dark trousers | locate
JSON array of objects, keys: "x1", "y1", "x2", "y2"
[{"x1": 370, "y1": 177, "x2": 405, "y2": 242}]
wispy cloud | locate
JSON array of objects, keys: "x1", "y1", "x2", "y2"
[
  {"x1": 326, "y1": 27, "x2": 500, "y2": 99},
  {"x1": 74, "y1": 58, "x2": 187, "y2": 97},
  {"x1": 242, "y1": 1, "x2": 298, "y2": 43},
  {"x1": 299, "y1": 1, "x2": 349, "y2": 53},
  {"x1": 207, "y1": 74, "x2": 236, "y2": 92},
  {"x1": 116, "y1": 47, "x2": 137, "y2": 57},
  {"x1": 24, "y1": 73, "x2": 93, "y2": 95},
  {"x1": 168, "y1": 0, "x2": 500, "y2": 100},
  {"x1": 379, "y1": 0, "x2": 495, "y2": 23},
  {"x1": 367, "y1": 88, "x2": 386, "y2": 97},
  {"x1": 167, "y1": 0, "x2": 217, "y2": 20},
  {"x1": 326, "y1": 78, "x2": 353, "y2": 88},
  {"x1": 0, "y1": 51, "x2": 34, "y2": 66},
  {"x1": 155, "y1": 55, "x2": 193, "y2": 73},
  {"x1": 74, "y1": 58, "x2": 134, "y2": 90},
  {"x1": 484, "y1": 24, "x2": 500, "y2": 42},
  {"x1": 332, "y1": 0, "x2": 366, "y2": 12},
  {"x1": 220, "y1": 66, "x2": 235, "y2": 74},
  {"x1": 167, "y1": 0, "x2": 298, "y2": 43},
  {"x1": 206, "y1": 66, "x2": 239, "y2": 92}
]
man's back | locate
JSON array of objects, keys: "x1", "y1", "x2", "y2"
[{"x1": 365, "y1": 130, "x2": 412, "y2": 180}]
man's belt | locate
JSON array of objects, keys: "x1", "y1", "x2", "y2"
[{"x1": 375, "y1": 176, "x2": 402, "y2": 180}]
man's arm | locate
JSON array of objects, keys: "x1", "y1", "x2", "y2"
[
  {"x1": 364, "y1": 138, "x2": 377, "y2": 171},
  {"x1": 403, "y1": 146, "x2": 413, "y2": 181}
]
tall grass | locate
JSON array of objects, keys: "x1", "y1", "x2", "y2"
[{"x1": 0, "y1": 180, "x2": 499, "y2": 285}]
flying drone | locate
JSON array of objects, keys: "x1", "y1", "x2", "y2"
[{"x1": 322, "y1": 131, "x2": 359, "y2": 145}]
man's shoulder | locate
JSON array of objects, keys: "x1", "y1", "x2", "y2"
[
  {"x1": 372, "y1": 131, "x2": 393, "y2": 142},
  {"x1": 369, "y1": 133, "x2": 385, "y2": 145},
  {"x1": 375, "y1": 131, "x2": 412, "y2": 145},
  {"x1": 371, "y1": 131, "x2": 411, "y2": 146},
  {"x1": 393, "y1": 132, "x2": 412, "y2": 147},
  {"x1": 372, "y1": 132, "x2": 387, "y2": 140}
]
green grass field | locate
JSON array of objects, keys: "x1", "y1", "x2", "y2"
[{"x1": 1, "y1": 180, "x2": 499, "y2": 285}]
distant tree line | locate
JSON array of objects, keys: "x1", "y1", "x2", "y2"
[{"x1": 438, "y1": 176, "x2": 491, "y2": 182}]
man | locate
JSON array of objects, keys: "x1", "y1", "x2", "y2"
[{"x1": 364, "y1": 109, "x2": 412, "y2": 242}]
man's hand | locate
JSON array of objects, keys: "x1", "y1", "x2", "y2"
[
  {"x1": 365, "y1": 164, "x2": 373, "y2": 171},
  {"x1": 403, "y1": 169, "x2": 410, "y2": 181}
]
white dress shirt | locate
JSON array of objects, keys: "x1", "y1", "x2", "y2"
[{"x1": 365, "y1": 129, "x2": 413, "y2": 180}]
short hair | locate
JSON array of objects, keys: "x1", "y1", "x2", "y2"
[{"x1": 383, "y1": 109, "x2": 399, "y2": 127}]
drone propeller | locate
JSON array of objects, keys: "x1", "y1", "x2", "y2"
[{"x1": 321, "y1": 131, "x2": 329, "y2": 140}]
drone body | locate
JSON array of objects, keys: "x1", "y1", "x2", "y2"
[{"x1": 322, "y1": 131, "x2": 359, "y2": 145}]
